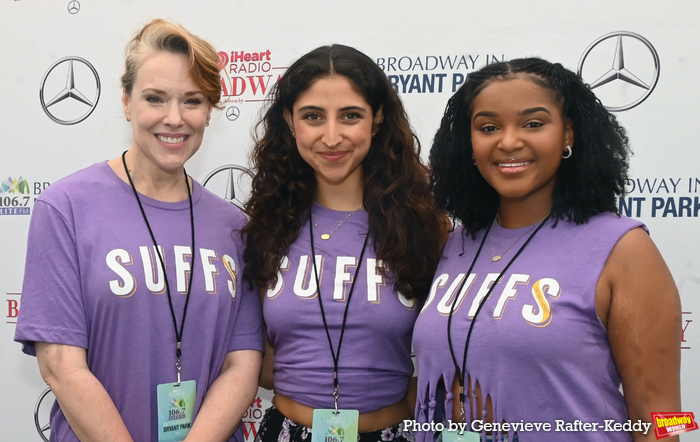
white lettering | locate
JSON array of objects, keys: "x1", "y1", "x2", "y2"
[
  {"x1": 366, "y1": 258, "x2": 385, "y2": 303},
  {"x1": 139, "y1": 245, "x2": 165, "y2": 293},
  {"x1": 421, "y1": 273, "x2": 448, "y2": 312},
  {"x1": 493, "y1": 273, "x2": 529, "y2": 318},
  {"x1": 333, "y1": 256, "x2": 356, "y2": 301},
  {"x1": 266, "y1": 256, "x2": 289, "y2": 299},
  {"x1": 437, "y1": 273, "x2": 475, "y2": 315},
  {"x1": 200, "y1": 248, "x2": 218, "y2": 293},
  {"x1": 468, "y1": 273, "x2": 500, "y2": 317},
  {"x1": 222, "y1": 254, "x2": 237, "y2": 299},
  {"x1": 294, "y1": 255, "x2": 322, "y2": 298},
  {"x1": 107, "y1": 249, "x2": 136, "y2": 297},
  {"x1": 522, "y1": 277, "x2": 561, "y2": 326},
  {"x1": 174, "y1": 246, "x2": 192, "y2": 293}
]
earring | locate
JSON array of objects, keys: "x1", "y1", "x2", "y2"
[
  {"x1": 291, "y1": 131, "x2": 295, "y2": 138},
  {"x1": 371, "y1": 131, "x2": 377, "y2": 137},
  {"x1": 205, "y1": 122, "x2": 209, "y2": 127},
  {"x1": 126, "y1": 116, "x2": 131, "y2": 122},
  {"x1": 471, "y1": 153, "x2": 476, "y2": 166},
  {"x1": 563, "y1": 144, "x2": 572, "y2": 159}
]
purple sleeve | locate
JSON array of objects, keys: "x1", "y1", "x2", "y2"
[
  {"x1": 14, "y1": 199, "x2": 89, "y2": 355},
  {"x1": 227, "y1": 229, "x2": 264, "y2": 353},
  {"x1": 228, "y1": 279, "x2": 264, "y2": 353}
]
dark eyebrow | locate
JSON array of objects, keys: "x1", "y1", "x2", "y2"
[
  {"x1": 472, "y1": 107, "x2": 552, "y2": 122},
  {"x1": 297, "y1": 105, "x2": 324, "y2": 112},
  {"x1": 297, "y1": 105, "x2": 369, "y2": 113},
  {"x1": 339, "y1": 106, "x2": 369, "y2": 113},
  {"x1": 472, "y1": 111, "x2": 497, "y2": 122},
  {"x1": 518, "y1": 107, "x2": 551, "y2": 116}
]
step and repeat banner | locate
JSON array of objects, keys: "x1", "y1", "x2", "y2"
[{"x1": 1, "y1": 0, "x2": 697, "y2": 440}]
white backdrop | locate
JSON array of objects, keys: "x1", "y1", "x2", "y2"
[{"x1": 1, "y1": 0, "x2": 697, "y2": 440}]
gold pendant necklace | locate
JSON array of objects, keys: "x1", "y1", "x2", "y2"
[
  {"x1": 312, "y1": 205, "x2": 363, "y2": 240},
  {"x1": 490, "y1": 212, "x2": 550, "y2": 262}
]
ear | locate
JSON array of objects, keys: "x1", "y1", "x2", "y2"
[
  {"x1": 206, "y1": 105, "x2": 213, "y2": 126},
  {"x1": 372, "y1": 106, "x2": 384, "y2": 133},
  {"x1": 122, "y1": 89, "x2": 131, "y2": 122},
  {"x1": 564, "y1": 118, "x2": 574, "y2": 149},
  {"x1": 283, "y1": 108, "x2": 294, "y2": 134}
]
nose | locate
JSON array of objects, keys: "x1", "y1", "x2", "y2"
[
  {"x1": 497, "y1": 126, "x2": 524, "y2": 152},
  {"x1": 163, "y1": 102, "x2": 184, "y2": 127},
  {"x1": 321, "y1": 120, "x2": 342, "y2": 148}
]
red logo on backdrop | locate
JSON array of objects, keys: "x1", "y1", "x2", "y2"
[
  {"x1": 242, "y1": 396, "x2": 265, "y2": 441},
  {"x1": 6, "y1": 292, "x2": 20, "y2": 324},
  {"x1": 651, "y1": 412, "x2": 698, "y2": 439},
  {"x1": 217, "y1": 50, "x2": 286, "y2": 105}
]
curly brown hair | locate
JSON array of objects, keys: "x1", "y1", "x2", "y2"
[{"x1": 242, "y1": 44, "x2": 445, "y2": 302}]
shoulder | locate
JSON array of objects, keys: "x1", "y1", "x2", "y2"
[
  {"x1": 36, "y1": 162, "x2": 115, "y2": 210},
  {"x1": 588, "y1": 212, "x2": 644, "y2": 230},
  {"x1": 556, "y1": 212, "x2": 646, "y2": 242},
  {"x1": 441, "y1": 224, "x2": 474, "y2": 258},
  {"x1": 195, "y1": 181, "x2": 248, "y2": 230}
]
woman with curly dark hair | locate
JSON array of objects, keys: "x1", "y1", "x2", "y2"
[
  {"x1": 413, "y1": 58, "x2": 680, "y2": 442},
  {"x1": 242, "y1": 44, "x2": 445, "y2": 442}
]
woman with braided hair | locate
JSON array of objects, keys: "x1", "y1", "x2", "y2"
[{"x1": 413, "y1": 58, "x2": 680, "y2": 442}]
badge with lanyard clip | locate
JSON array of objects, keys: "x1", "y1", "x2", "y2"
[
  {"x1": 122, "y1": 152, "x2": 198, "y2": 442},
  {"x1": 157, "y1": 344, "x2": 197, "y2": 442},
  {"x1": 311, "y1": 377, "x2": 359, "y2": 442},
  {"x1": 309, "y1": 218, "x2": 365, "y2": 442}
]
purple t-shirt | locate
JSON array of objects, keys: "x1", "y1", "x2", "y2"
[
  {"x1": 264, "y1": 202, "x2": 418, "y2": 413},
  {"x1": 413, "y1": 213, "x2": 643, "y2": 442},
  {"x1": 15, "y1": 162, "x2": 264, "y2": 442}
]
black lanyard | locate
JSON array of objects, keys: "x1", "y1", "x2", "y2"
[
  {"x1": 446, "y1": 214, "x2": 550, "y2": 421},
  {"x1": 122, "y1": 151, "x2": 196, "y2": 385},
  {"x1": 309, "y1": 214, "x2": 369, "y2": 413}
]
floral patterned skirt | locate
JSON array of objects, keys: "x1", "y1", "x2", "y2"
[{"x1": 254, "y1": 406, "x2": 415, "y2": 442}]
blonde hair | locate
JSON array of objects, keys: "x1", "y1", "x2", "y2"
[{"x1": 121, "y1": 19, "x2": 222, "y2": 109}]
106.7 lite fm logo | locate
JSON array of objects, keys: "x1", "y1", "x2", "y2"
[{"x1": 0, "y1": 176, "x2": 50, "y2": 215}]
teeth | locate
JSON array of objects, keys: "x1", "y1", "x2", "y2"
[
  {"x1": 157, "y1": 135, "x2": 186, "y2": 144},
  {"x1": 498, "y1": 161, "x2": 530, "y2": 167}
]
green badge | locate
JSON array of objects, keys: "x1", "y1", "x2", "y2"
[
  {"x1": 312, "y1": 409, "x2": 359, "y2": 442},
  {"x1": 156, "y1": 380, "x2": 196, "y2": 442},
  {"x1": 441, "y1": 428, "x2": 480, "y2": 442}
]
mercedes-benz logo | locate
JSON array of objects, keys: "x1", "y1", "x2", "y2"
[
  {"x1": 202, "y1": 165, "x2": 254, "y2": 211},
  {"x1": 40, "y1": 56, "x2": 101, "y2": 125},
  {"x1": 226, "y1": 106, "x2": 240, "y2": 121},
  {"x1": 67, "y1": 0, "x2": 80, "y2": 14},
  {"x1": 34, "y1": 387, "x2": 55, "y2": 442},
  {"x1": 577, "y1": 31, "x2": 660, "y2": 112}
]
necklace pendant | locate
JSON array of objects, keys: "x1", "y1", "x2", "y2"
[
  {"x1": 321, "y1": 234, "x2": 331, "y2": 240},
  {"x1": 492, "y1": 255, "x2": 502, "y2": 262}
]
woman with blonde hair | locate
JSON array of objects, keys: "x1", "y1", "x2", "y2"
[{"x1": 15, "y1": 19, "x2": 263, "y2": 442}]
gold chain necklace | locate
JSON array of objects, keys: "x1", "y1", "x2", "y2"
[
  {"x1": 490, "y1": 212, "x2": 550, "y2": 262},
  {"x1": 312, "y1": 205, "x2": 363, "y2": 240}
]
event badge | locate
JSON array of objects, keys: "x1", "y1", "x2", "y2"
[
  {"x1": 441, "y1": 428, "x2": 480, "y2": 442},
  {"x1": 156, "y1": 380, "x2": 196, "y2": 442},
  {"x1": 312, "y1": 409, "x2": 359, "y2": 442}
]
